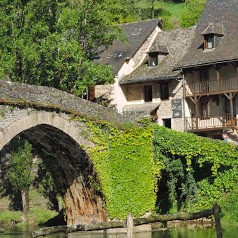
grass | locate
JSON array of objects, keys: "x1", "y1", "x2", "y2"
[
  {"x1": 0, "y1": 187, "x2": 59, "y2": 226},
  {"x1": 157, "y1": 2, "x2": 188, "y2": 18},
  {"x1": 0, "y1": 208, "x2": 59, "y2": 226},
  {"x1": 0, "y1": 210, "x2": 22, "y2": 224},
  {"x1": 135, "y1": 0, "x2": 205, "y2": 29},
  {"x1": 28, "y1": 208, "x2": 59, "y2": 225}
]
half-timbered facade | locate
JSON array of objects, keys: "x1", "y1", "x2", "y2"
[{"x1": 176, "y1": 0, "x2": 238, "y2": 139}]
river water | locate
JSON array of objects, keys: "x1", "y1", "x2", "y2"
[{"x1": 1, "y1": 225, "x2": 238, "y2": 238}]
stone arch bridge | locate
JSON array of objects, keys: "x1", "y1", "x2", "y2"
[{"x1": 0, "y1": 80, "x2": 131, "y2": 226}]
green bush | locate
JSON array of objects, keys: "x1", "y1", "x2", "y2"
[{"x1": 153, "y1": 125, "x2": 238, "y2": 221}]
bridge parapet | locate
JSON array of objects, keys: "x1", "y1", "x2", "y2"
[{"x1": 0, "y1": 80, "x2": 131, "y2": 125}]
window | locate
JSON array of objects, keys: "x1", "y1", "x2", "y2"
[
  {"x1": 162, "y1": 118, "x2": 171, "y2": 129},
  {"x1": 204, "y1": 34, "x2": 214, "y2": 49},
  {"x1": 80, "y1": 87, "x2": 95, "y2": 101},
  {"x1": 160, "y1": 82, "x2": 169, "y2": 100},
  {"x1": 149, "y1": 53, "x2": 158, "y2": 67},
  {"x1": 202, "y1": 23, "x2": 224, "y2": 50},
  {"x1": 200, "y1": 98, "x2": 210, "y2": 119},
  {"x1": 144, "y1": 85, "x2": 152, "y2": 102}
]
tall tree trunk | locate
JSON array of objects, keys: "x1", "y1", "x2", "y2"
[{"x1": 21, "y1": 188, "x2": 30, "y2": 222}]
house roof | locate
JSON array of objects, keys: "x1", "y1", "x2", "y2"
[
  {"x1": 175, "y1": 0, "x2": 238, "y2": 69},
  {"x1": 95, "y1": 19, "x2": 162, "y2": 74},
  {"x1": 123, "y1": 102, "x2": 160, "y2": 112},
  {"x1": 201, "y1": 23, "x2": 224, "y2": 36},
  {"x1": 119, "y1": 26, "x2": 196, "y2": 85}
]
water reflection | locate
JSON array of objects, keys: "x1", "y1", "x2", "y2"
[{"x1": 1, "y1": 225, "x2": 238, "y2": 238}]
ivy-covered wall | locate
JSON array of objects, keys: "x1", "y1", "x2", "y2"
[
  {"x1": 84, "y1": 120, "x2": 161, "y2": 219},
  {"x1": 153, "y1": 125, "x2": 238, "y2": 222},
  {"x1": 82, "y1": 119, "x2": 238, "y2": 222}
]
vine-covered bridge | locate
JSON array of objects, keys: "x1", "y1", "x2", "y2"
[{"x1": 0, "y1": 80, "x2": 132, "y2": 226}]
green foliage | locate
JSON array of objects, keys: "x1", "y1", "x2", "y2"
[
  {"x1": 34, "y1": 160, "x2": 59, "y2": 210},
  {"x1": 153, "y1": 125, "x2": 238, "y2": 219},
  {"x1": 0, "y1": 210, "x2": 22, "y2": 223},
  {"x1": 7, "y1": 141, "x2": 33, "y2": 192},
  {"x1": 221, "y1": 188, "x2": 238, "y2": 223},
  {"x1": 0, "y1": 0, "x2": 121, "y2": 96},
  {"x1": 180, "y1": 0, "x2": 206, "y2": 28},
  {"x1": 80, "y1": 119, "x2": 238, "y2": 222},
  {"x1": 84, "y1": 120, "x2": 162, "y2": 219},
  {"x1": 103, "y1": 0, "x2": 140, "y2": 23},
  {"x1": 134, "y1": 0, "x2": 205, "y2": 29}
]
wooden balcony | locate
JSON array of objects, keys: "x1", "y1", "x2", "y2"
[
  {"x1": 185, "y1": 77, "x2": 238, "y2": 97},
  {"x1": 186, "y1": 113, "x2": 237, "y2": 131}
]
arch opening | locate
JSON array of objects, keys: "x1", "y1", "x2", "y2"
[{"x1": 0, "y1": 123, "x2": 107, "y2": 226}]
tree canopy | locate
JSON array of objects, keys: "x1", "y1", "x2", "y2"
[
  {"x1": 0, "y1": 0, "x2": 123, "y2": 96},
  {"x1": 0, "y1": 0, "x2": 205, "y2": 96}
]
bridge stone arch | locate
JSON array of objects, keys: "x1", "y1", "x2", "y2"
[
  {"x1": 0, "y1": 80, "x2": 131, "y2": 226},
  {"x1": 0, "y1": 110, "x2": 94, "y2": 151}
]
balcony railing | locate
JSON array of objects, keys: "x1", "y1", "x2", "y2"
[
  {"x1": 186, "y1": 113, "x2": 237, "y2": 131},
  {"x1": 185, "y1": 77, "x2": 238, "y2": 96}
]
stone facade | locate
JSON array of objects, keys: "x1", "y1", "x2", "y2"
[{"x1": 95, "y1": 24, "x2": 196, "y2": 132}]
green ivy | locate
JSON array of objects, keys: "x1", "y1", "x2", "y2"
[
  {"x1": 153, "y1": 125, "x2": 238, "y2": 218},
  {"x1": 76, "y1": 117, "x2": 238, "y2": 222},
  {"x1": 84, "y1": 120, "x2": 161, "y2": 219}
]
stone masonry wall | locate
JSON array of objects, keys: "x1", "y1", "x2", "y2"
[{"x1": 0, "y1": 80, "x2": 134, "y2": 124}]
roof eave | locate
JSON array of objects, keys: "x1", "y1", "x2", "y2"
[
  {"x1": 120, "y1": 74, "x2": 181, "y2": 85},
  {"x1": 174, "y1": 57, "x2": 238, "y2": 70}
]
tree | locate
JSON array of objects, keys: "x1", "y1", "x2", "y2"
[
  {"x1": 103, "y1": 0, "x2": 139, "y2": 23},
  {"x1": 0, "y1": 0, "x2": 123, "y2": 96},
  {"x1": 180, "y1": 0, "x2": 206, "y2": 28},
  {"x1": 7, "y1": 140, "x2": 33, "y2": 222}
]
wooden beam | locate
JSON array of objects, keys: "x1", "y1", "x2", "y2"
[
  {"x1": 195, "y1": 96, "x2": 199, "y2": 130},
  {"x1": 31, "y1": 204, "x2": 222, "y2": 238},
  {"x1": 216, "y1": 65, "x2": 221, "y2": 91},
  {"x1": 213, "y1": 202, "x2": 223, "y2": 238}
]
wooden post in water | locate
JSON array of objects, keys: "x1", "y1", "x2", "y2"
[
  {"x1": 127, "y1": 213, "x2": 134, "y2": 238},
  {"x1": 213, "y1": 202, "x2": 222, "y2": 238}
]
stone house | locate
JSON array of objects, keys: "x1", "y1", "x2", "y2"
[
  {"x1": 94, "y1": 19, "x2": 195, "y2": 131},
  {"x1": 94, "y1": 19, "x2": 162, "y2": 109},
  {"x1": 120, "y1": 27, "x2": 195, "y2": 130},
  {"x1": 94, "y1": 0, "x2": 238, "y2": 139},
  {"x1": 175, "y1": 0, "x2": 238, "y2": 139}
]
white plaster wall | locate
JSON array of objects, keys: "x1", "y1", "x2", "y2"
[{"x1": 95, "y1": 25, "x2": 162, "y2": 111}]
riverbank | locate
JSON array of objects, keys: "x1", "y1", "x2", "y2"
[{"x1": 0, "y1": 184, "x2": 63, "y2": 226}]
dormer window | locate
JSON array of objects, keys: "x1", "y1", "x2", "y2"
[
  {"x1": 204, "y1": 34, "x2": 214, "y2": 49},
  {"x1": 147, "y1": 44, "x2": 168, "y2": 67},
  {"x1": 149, "y1": 53, "x2": 158, "y2": 67},
  {"x1": 201, "y1": 23, "x2": 224, "y2": 51}
]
